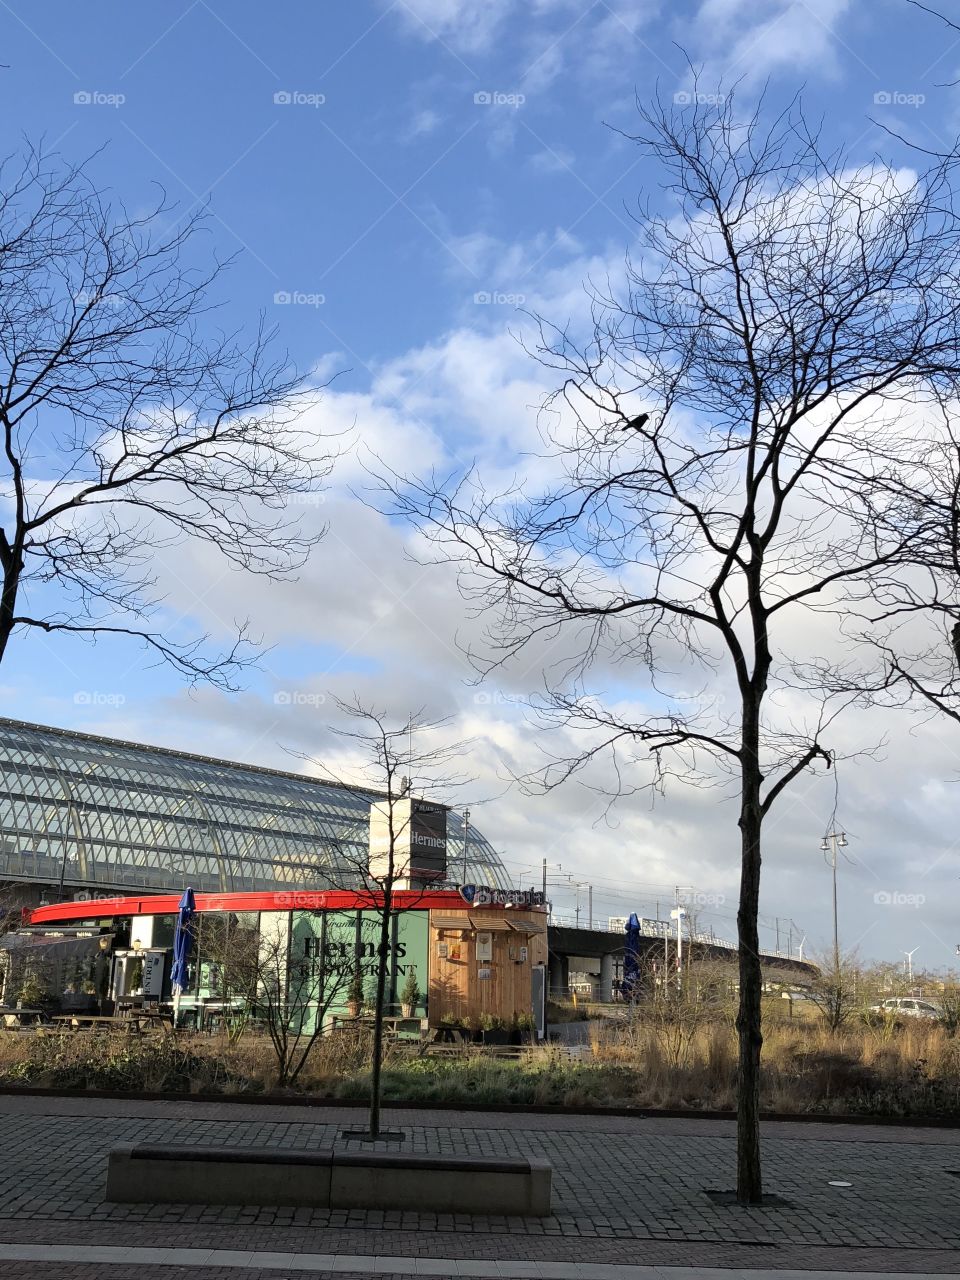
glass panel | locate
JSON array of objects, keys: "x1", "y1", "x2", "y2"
[{"x1": 0, "y1": 719, "x2": 512, "y2": 893}]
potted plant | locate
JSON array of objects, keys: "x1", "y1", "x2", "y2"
[
  {"x1": 346, "y1": 970, "x2": 365, "y2": 1018},
  {"x1": 514, "y1": 1011, "x2": 536, "y2": 1044},
  {"x1": 400, "y1": 968, "x2": 420, "y2": 1018},
  {"x1": 17, "y1": 974, "x2": 47, "y2": 1010},
  {"x1": 482, "y1": 1014, "x2": 510, "y2": 1046}
]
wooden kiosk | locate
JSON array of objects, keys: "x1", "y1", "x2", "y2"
[{"x1": 428, "y1": 900, "x2": 547, "y2": 1027}]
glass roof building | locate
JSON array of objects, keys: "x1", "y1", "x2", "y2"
[{"x1": 0, "y1": 718, "x2": 510, "y2": 896}]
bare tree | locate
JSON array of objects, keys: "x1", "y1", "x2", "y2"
[
  {"x1": 296, "y1": 698, "x2": 469, "y2": 1138},
  {"x1": 643, "y1": 957, "x2": 736, "y2": 1069},
  {"x1": 806, "y1": 949, "x2": 865, "y2": 1032},
  {"x1": 254, "y1": 911, "x2": 377, "y2": 1089},
  {"x1": 0, "y1": 145, "x2": 337, "y2": 686},
  {"x1": 386, "y1": 95, "x2": 960, "y2": 1200}
]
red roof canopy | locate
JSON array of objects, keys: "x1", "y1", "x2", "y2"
[{"x1": 28, "y1": 888, "x2": 475, "y2": 925}]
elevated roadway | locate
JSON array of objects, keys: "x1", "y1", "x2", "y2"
[{"x1": 547, "y1": 923, "x2": 818, "y2": 1001}]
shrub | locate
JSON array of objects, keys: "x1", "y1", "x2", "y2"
[
  {"x1": 400, "y1": 968, "x2": 420, "y2": 1009},
  {"x1": 0, "y1": 1032, "x2": 255, "y2": 1094},
  {"x1": 0, "y1": 1014, "x2": 959, "y2": 1116},
  {"x1": 347, "y1": 971, "x2": 364, "y2": 1008}
]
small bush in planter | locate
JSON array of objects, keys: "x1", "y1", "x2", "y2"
[
  {"x1": 400, "y1": 969, "x2": 421, "y2": 1017},
  {"x1": 346, "y1": 971, "x2": 365, "y2": 1016},
  {"x1": 513, "y1": 1012, "x2": 536, "y2": 1043},
  {"x1": 481, "y1": 1014, "x2": 510, "y2": 1045},
  {"x1": 17, "y1": 975, "x2": 47, "y2": 1008}
]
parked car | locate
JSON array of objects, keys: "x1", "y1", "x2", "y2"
[{"x1": 869, "y1": 996, "x2": 940, "y2": 1020}]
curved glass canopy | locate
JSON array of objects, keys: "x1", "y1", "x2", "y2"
[{"x1": 0, "y1": 718, "x2": 510, "y2": 895}]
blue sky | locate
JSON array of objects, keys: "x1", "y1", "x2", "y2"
[
  {"x1": 4, "y1": 0, "x2": 948, "y2": 369},
  {"x1": 3, "y1": 0, "x2": 960, "y2": 964}
]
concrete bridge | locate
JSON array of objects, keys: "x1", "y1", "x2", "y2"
[{"x1": 547, "y1": 923, "x2": 818, "y2": 1001}]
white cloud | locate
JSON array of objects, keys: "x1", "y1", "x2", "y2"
[
  {"x1": 41, "y1": 210, "x2": 960, "y2": 969},
  {"x1": 529, "y1": 145, "x2": 577, "y2": 175},
  {"x1": 403, "y1": 108, "x2": 443, "y2": 141},
  {"x1": 387, "y1": 0, "x2": 659, "y2": 92},
  {"x1": 687, "y1": 0, "x2": 855, "y2": 85},
  {"x1": 388, "y1": 0, "x2": 518, "y2": 54}
]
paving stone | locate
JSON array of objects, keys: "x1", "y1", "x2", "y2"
[{"x1": 0, "y1": 1095, "x2": 957, "y2": 1271}]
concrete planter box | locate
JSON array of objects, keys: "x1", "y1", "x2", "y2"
[
  {"x1": 480, "y1": 1028, "x2": 511, "y2": 1045},
  {"x1": 331, "y1": 1150, "x2": 551, "y2": 1215},
  {"x1": 106, "y1": 1145, "x2": 333, "y2": 1208},
  {"x1": 106, "y1": 1144, "x2": 551, "y2": 1216}
]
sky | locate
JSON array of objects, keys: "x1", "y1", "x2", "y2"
[{"x1": 2, "y1": 0, "x2": 960, "y2": 970}]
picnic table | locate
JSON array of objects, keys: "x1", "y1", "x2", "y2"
[
  {"x1": 330, "y1": 1013, "x2": 426, "y2": 1040},
  {"x1": 0, "y1": 1006, "x2": 47, "y2": 1028},
  {"x1": 51, "y1": 1011, "x2": 172, "y2": 1035},
  {"x1": 419, "y1": 1025, "x2": 471, "y2": 1056}
]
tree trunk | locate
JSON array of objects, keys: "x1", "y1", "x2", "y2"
[
  {"x1": 0, "y1": 555, "x2": 19, "y2": 666},
  {"x1": 736, "y1": 737, "x2": 764, "y2": 1204},
  {"x1": 368, "y1": 879, "x2": 392, "y2": 1139}
]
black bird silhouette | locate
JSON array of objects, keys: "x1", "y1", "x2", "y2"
[
  {"x1": 621, "y1": 412, "x2": 650, "y2": 431},
  {"x1": 952, "y1": 621, "x2": 960, "y2": 673}
]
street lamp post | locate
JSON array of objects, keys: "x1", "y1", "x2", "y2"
[
  {"x1": 670, "y1": 906, "x2": 686, "y2": 988},
  {"x1": 461, "y1": 808, "x2": 470, "y2": 885},
  {"x1": 820, "y1": 830, "x2": 848, "y2": 977},
  {"x1": 575, "y1": 882, "x2": 593, "y2": 929}
]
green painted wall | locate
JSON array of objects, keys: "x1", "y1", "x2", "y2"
[{"x1": 290, "y1": 908, "x2": 429, "y2": 1030}]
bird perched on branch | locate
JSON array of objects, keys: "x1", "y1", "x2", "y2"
[
  {"x1": 621, "y1": 412, "x2": 650, "y2": 431},
  {"x1": 952, "y1": 621, "x2": 960, "y2": 673}
]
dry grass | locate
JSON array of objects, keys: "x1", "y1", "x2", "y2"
[
  {"x1": 1, "y1": 1012, "x2": 959, "y2": 1116},
  {"x1": 589, "y1": 1010, "x2": 960, "y2": 1115}
]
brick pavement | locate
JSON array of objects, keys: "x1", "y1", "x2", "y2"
[
  {"x1": 0, "y1": 1095, "x2": 957, "y2": 1272},
  {"x1": 0, "y1": 1269, "x2": 386, "y2": 1279}
]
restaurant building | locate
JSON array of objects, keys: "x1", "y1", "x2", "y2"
[
  {"x1": 25, "y1": 886, "x2": 549, "y2": 1034},
  {"x1": 0, "y1": 718, "x2": 548, "y2": 1032}
]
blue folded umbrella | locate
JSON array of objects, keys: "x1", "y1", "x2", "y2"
[
  {"x1": 171, "y1": 888, "x2": 196, "y2": 1016},
  {"x1": 623, "y1": 912, "x2": 641, "y2": 1000}
]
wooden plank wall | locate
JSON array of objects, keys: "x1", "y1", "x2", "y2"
[{"x1": 427, "y1": 907, "x2": 548, "y2": 1026}]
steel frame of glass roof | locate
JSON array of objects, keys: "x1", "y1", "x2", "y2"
[{"x1": 0, "y1": 718, "x2": 510, "y2": 896}]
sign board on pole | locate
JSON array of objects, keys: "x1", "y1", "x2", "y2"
[
  {"x1": 141, "y1": 950, "x2": 166, "y2": 998},
  {"x1": 369, "y1": 798, "x2": 448, "y2": 885}
]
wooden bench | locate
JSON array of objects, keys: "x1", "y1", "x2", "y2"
[
  {"x1": 106, "y1": 1144, "x2": 552, "y2": 1215},
  {"x1": 0, "y1": 1007, "x2": 47, "y2": 1028},
  {"x1": 51, "y1": 1013, "x2": 169, "y2": 1035}
]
